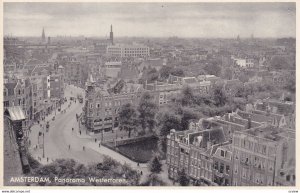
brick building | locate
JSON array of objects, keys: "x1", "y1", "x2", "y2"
[
  {"x1": 4, "y1": 78, "x2": 33, "y2": 128},
  {"x1": 83, "y1": 75, "x2": 143, "y2": 135}
]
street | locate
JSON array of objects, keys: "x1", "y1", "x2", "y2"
[
  {"x1": 28, "y1": 85, "x2": 105, "y2": 165},
  {"x1": 28, "y1": 84, "x2": 172, "y2": 184}
]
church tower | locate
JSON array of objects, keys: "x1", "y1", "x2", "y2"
[
  {"x1": 110, "y1": 25, "x2": 114, "y2": 45},
  {"x1": 42, "y1": 27, "x2": 46, "y2": 43}
]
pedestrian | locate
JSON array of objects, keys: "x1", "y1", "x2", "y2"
[
  {"x1": 137, "y1": 162, "x2": 140, "y2": 167},
  {"x1": 140, "y1": 171, "x2": 143, "y2": 175},
  {"x1": 99, "y1": 143, "x2": 101, "y2": 148},
  {"x1": 83, "y1": 146, "x2": 85, "y2": 151},
  {"x1": 47, "y1": 157, "x2": 49, "y2": 162},
  {"x1": 72, "y1": 128, "x2": 74, "y2": 131},
  {"x1": 68, "y1": 145, "x2": 71, "y2": 150},
  {"x1": 95, "y1": 138, "x2": 97, "y2": 143},
  {"x1": 79, "y1": 131, "x2": 82, "y2": 135}
]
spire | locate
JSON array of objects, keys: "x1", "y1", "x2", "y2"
[
  {"x1": 110, "y1": 24, "x2": 114, "y2": 45},
  {"x1": 42, "y1": 27, "x2": 46, "y2": 42}
]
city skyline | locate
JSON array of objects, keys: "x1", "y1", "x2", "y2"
[{"x1": 4, "y1": 2, "x2": 296, "y2": 38}]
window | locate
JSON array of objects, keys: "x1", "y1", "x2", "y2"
[
  {"x1": 214, "y1": 161, "x2": 218, "y2": 170},
  {"x1": 226, "y1": 165, "x2": 230, "y2": 174},
  {"x1": 4, "y1": 101, "x2": 9, "y2": 107},
  {"x1": 220, "y1": 163, "x2": 224, "y2": 173},
  {"x1": 221, "y1": 150, "x2": 225, "y2": 157}
]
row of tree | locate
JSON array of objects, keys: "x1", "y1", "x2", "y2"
[
  {"x1": 27, "y1": 155, "x2": 140, "y2": 186},
  {"x1": 118, "y1": 92, "x2": 158, "y2": 138}
]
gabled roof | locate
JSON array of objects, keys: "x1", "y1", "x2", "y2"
[{"x1": 4, "y1": 82, "x2": 17, "y2": 96}]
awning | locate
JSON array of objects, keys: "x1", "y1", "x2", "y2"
[{"x1": 5, "y1": 106, "x2": 26, "y2": 121}]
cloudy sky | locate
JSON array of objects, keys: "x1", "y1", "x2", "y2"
[{"x1": 4, "y1": 2, "x2": 296, "y2": 38}]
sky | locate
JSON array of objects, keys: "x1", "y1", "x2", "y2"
[{"x1": 3, "y1": 2, "x2": 296, "y2": 38}]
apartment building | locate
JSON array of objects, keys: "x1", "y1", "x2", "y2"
[{"x1": 83, "y1": 75, "x2": 143, "y2": 134}]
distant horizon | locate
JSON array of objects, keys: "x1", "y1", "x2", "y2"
[
  {"x1": 4, "y1": 2, "x2": 296, "y2": 38},
  {"x1": 3, "y1": 34, "x2": 296, "y2": 40}
]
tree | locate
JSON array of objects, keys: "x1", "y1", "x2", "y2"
[
  {"x1": 118, "y1": 103, "x2": 138, "y2": 138},
  {"x1": 204, "y1": 61, "x2": 222, "y2": 76},
  {"x1": 27, "y1": 153, "x2": 41, "y2": 170},
  {"x1": 159, "y1": 65, "x2": 173, "y2": 80},
  {"x1": 148, "y1": 156, "x2": 162, "y2": 174},
  {"x1": 222, "y1": 67, "x2": 233, "y2": 80},
  {"x1": 269, "y1": 56, "x2": 289, "y2": 70},
  {"x1": 180, "y1": 107, "x2": 201, "y2": 130},
  {"x1": 177, "y1": 169, "x2": 189, "y2": 186},
  {"x1": 171, "y1": 68, "x2": 184, "y2": 77},
  {"x1": 137, "y1": 92, "x2": 158, "y2": 134},
  {"x1": 156, "y1": 110, "x2": 181, "y2": 154},
  {"x1": 141, "y1": 174, "x2": 166, "y2": 186},
  {"x1": 212, "y1": 83, "x2": 227, "y2": 107},
  {"x1": 27, "y1": 157, "x2": 141, "y2": 186},
  {"x1": 179, "y1": 86, "x2": 195, "y2": 106}
]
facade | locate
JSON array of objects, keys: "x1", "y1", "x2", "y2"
[
  {"x1": 231, "y1": 127, "x2": 288, "y2": 186},
  {"x1": 29, "y1": 64, "x2": 64, "y2": 120},
  {"x1": 107, "y1": 44, "x2": 150, "y2": 58},
  {"x1": 61, "y1": 56, "x2": 83, "y2": 86},
  {"x1": 212, "y1": 144, "x2": 233, "y2": 186},
  {"x1": 166, "y1": 97, "x2": 295, "y2": 186},
  {"x1": 103, "y1": 61, "x2": 122, "y2": 78},
  {"x1": 232, "y1": 56, "x2": 255, "y2": 68},
  {"x1": 166, "y1": 127, "x2": 227, "y2": 185},
  {"x1": 145, "y1": 75, "x2": 211, "y2": 107},
  {"x1": 4, "y1": 78, "x2": 33, "y2": 128},
  {"x1": 83, "y1": 76, "x2": 143, "y2": 135}
]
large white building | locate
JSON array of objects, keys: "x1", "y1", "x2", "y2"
[
  {"x1": 232, "y1": 56, "x2": 255, "y2": 68},
  {"x1": 107, "y1": 43, "x2": 150, "y2": 58}
]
